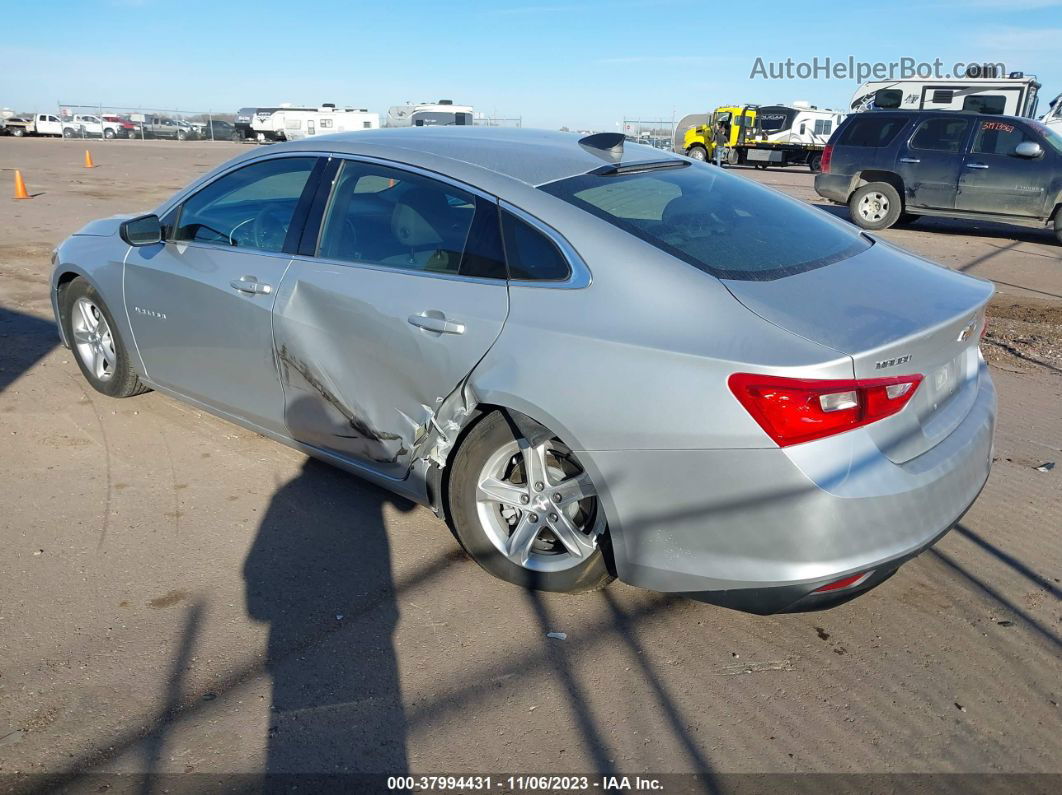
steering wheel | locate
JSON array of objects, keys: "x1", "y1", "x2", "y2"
[{"x1": 251, "y1": 205, "x2": 291, "y2": 251}]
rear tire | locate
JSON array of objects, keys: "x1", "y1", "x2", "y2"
[
  {"x1": 11, "y1": 127, "x2": 25, "y2": 138},
  {"x1": 687, "y1": 145, "x2": 707, "y2": 161},
  {"x1": 104, "y1": 128, "x2": 115, "y2": 139},
  {"x1": 63, "y1": 127, "x2": 75, "y2": 138},
  {"x1": 61, "y1": 278, "x2": 149, "y2": 398},
  {"x1": 447, "y1": 411, "x2": 614, "y2": 594},
  {"x1": 809, "y1": 153, "x2": 823, "y2": 172},
  {"x1": 849, "y1": 182, "x2": 902, "y2": 230}
]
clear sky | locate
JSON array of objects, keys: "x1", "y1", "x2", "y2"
[{"x1": 3, "y1": 0, "x2": 1061, "y2": 129}]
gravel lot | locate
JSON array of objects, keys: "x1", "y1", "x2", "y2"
[{"x1": 0, "y1": 138, "x2": 1059, "y2": 788}]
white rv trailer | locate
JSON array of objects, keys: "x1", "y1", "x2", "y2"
[
  {"x1": 386, "y1": 100, "x2": 474, "y2": 127},
  {"x1": 752, "y1": 102, "x2": 845, "y2": 146},
  {"x1": 271, "y1": 105, "x2": 380, "y2": 141},
  {"x1": 849, "y1": 74, "x2": 1041, "y2": 117}
]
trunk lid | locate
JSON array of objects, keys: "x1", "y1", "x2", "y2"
[{"x1": 723, "y1": 239, "x2": 992, "y2": 462}]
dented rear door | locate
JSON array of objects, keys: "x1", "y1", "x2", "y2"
[{"x1": 271, "y1": 159, "x2": 509, "y2": 478}]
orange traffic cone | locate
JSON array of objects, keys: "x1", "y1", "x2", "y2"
[
  {"x1": 83, "y1": 150, "x2": 95, "y2": 169},
  {"x1": 13, "y1": 170, "x2": 30, "y2": 199}
]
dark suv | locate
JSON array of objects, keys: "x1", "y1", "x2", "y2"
[{"x1": 815, "y1": 111, "x2": 1062, "y2": 244}]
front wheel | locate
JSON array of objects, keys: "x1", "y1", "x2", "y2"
[
  {"x1": 686, "y1": 145, "x2": 707, "y2": 161},
  {"x1": 61, "y1": 279, "x2": 149, "y2": 398},
  {"x1": 103, "y1": 128, "x2": 115, "y2": 139},
  {"x1": 447, "y1": 411, "x2": 614, "y2": 593},
  {"x1": 63, "y1": 127, "x2": 75, "y2": 138},
  {"x1": 849, "y1": 182, "x2": 902, "y2": 230}
]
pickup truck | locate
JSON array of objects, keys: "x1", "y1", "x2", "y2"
[
  {"x1": 815, "y1": 110, "x2": 1062, "y2": 244},
  {"x1": 62, "y1": 114, "x2": 125, "y2": 139},
  {"x1": 2, "y1": 113, "x2": 64, "y2": 137},
  {"x1": 136, "y1": 116, "x2": 191, "y2": 140}
]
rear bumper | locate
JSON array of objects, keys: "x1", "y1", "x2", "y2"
[
  {"x1": 582, "y1": 366, "x2": 996, "y2": 612},
  {"x1": 814, "y1": 173, "x2": 852, "y2": 204}
]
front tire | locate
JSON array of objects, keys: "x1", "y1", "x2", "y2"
[
  {"x1": 849, "y1": 182, "x2": 902, "y2": 230},
  {"x1": 61, "y1": 279, "x2": 149, "y2": 398},
  {"x1": 447, "y1": 411, "x2": 614, "y2": 593},
  {"x1": 687, "y1": 145, "x2": 707, "y2": 162},
  {"x1": 103, "y1": 128, "x2": 115, "y2": 139}
]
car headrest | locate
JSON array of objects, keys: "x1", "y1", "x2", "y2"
[{"x1": 392, "y1": 188, "x2": 446, "y2": 248}]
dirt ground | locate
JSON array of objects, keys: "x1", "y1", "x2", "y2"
[{"x1": 0, "y1": 138, "x2": 1059, "y2": 789}]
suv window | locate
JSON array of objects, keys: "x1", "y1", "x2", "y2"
[
  {"x1": 175, "y1": 157, "x2": 316, "y2": 252},
  {"x1": 839, "y1": 115, "x2": 909, "y2": 147},
  {"x1": 541, "y1": 164, "x2": 868, "y2": 281},
  {"x1": 910, "y1": 118, "x2": 970, "y2": 152},
  {"x1": 501, "y1": 211, "x2": 571, "y2": 281},
  {"x1": 963, "y1": 95, "x2": 1006, "y2": 114},
  {"x1": 318, "y1": 160, "x2": 482, "y2": 276},
  {"x1": 971, "y1": 119, "x2": 1035, "y2": 155}
]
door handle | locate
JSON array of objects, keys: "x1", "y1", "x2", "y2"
[
  {"x1": 899, "y1": 157, "x2": 920, "y2": 164},
  {"x1": 230, "y1": 276, "x2": 273, "y2": 295},
  {"x1": 965, "y1": 163, "x2": 990, "y2": 169},
  {"x1": 407, "y1": 313, "x2": 465, "y2": 335}
]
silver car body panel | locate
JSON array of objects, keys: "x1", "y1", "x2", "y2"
[{"x1": 50, "y1": 128, "x2": 997, "y2": 599}]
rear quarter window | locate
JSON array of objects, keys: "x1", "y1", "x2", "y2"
[{"x1": 839, "y1": 115, "x2": 910, "y2": 147}]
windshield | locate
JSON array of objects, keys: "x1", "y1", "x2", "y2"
[
  {"x1": 540, "y1": 164, "x2": 869, "y2": 281},
  {"x1": 1031, "y1": 121, "x2": 1062, "y2": 154}
]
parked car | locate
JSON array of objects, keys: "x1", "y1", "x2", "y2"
[
  {"x1": 3, "y1": 113, "x2": 64, "y2": 137},
  {"x1": 62, "y1": 114, "x2": 124, "y2": 139},
  {"x1": 816, "y1": 110, "x2": 1062, "y2": 244},
  {"x1": 138, "y1": 116, "x2": 190, "y2": 140},
  {"x1": 50, "y1": 129, "x2": 996, "y2": 613},
  {"x1": 102, "y1": 115, "x2": 137, "y2": 138},
  {"x1": 194, "y1": 119, "x2": 237, "y2": 141}
]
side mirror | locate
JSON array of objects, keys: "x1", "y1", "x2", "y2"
[
  {"x1": 120, "y1": 214, "x2": 163, "y2": 246},
  {"x1": 1015, "y1": 141, "x2": 1043, "y2": 158}
]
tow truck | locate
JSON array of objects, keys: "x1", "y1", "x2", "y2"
[{"x1": 682, "y1": 102, "x2": 844, "y2": 171}]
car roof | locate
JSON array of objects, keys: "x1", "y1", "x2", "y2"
[{"x1": 270, "y1": 127, "x2": 678, "y2": 187}]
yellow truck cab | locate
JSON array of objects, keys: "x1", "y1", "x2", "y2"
[{"x1": 682, "y1": 105, "x2": 756, "y2": 161}]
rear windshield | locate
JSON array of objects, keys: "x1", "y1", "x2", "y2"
[{"x1": 540, "y1": 164, "x2": 869, "y2": 281}]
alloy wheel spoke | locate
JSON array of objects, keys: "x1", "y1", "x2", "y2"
[
  {"x1": 551, "y1": 471, "x2": 595, "y2": 507},
  {"x1": 478, "y1": 476, "x2": 528, "y2": 508},
  {"x1": 520, "y1": 440, "x2": 553, "y2": 492},
  {"x1": 547, "y1": 509, "x2": 596, "y2": 560},
  {"x1": 506, "y1": 514, "x2": 542, "y2": 566},
  {"x1": 77, "y1": 300, "x2": 97, "y2": 331},
  {"x1": 92, "y1": 346, "x2": 106, "y2": 378},
  {"x1": 71, "y1": 328, "x2": 93, "y2": 345}
]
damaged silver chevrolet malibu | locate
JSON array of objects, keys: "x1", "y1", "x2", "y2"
[{"x1": 51, "y1": 128, "x2": 996, "y2": 612}]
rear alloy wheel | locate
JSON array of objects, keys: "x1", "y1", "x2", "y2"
[
  {"x1": 849, "y1": 182, "x2": 902, "y2": 230},
  {"x1": 448, "y1": 411, "x2": 613, "y2": 593},
  {"x1": 62, "y1": 279, "x2": 149, "y2": 398}
]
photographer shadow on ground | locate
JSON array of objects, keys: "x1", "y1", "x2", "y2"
[{"x1": 243, "y1": 440, "x2": 416, "y2": 777}]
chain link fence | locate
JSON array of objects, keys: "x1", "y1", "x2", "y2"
[
  {"x1": 55, "y1": 103, "x2": 238, "y2": 142},
  {"x1": 622, "y1": 117, "x2": 676, "y2": 152}
]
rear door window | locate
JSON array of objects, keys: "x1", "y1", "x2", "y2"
[
  {"x1": 541, "y1": 164, "x2": 868, "y2": 281},
  {"x1": 839, "y1": 115, "x2": 910, "y2": 147},
  {"x1": 317, "y1": 160, "x2": 493, "y2": 277},
  {"x1": 910, "y1": 118, "x2": 970, "y2": 152}
]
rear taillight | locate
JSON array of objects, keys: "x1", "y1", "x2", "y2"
[
  {"x1": 820, "y1": 143, "x2": 833, "y2": 173},
  {"x1": 728, "y1": 373, "x2": 923, "y2": 447}
]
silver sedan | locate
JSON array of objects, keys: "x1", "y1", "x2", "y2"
[{"x1": 50, "y1": 128, "x2": 996, "y2": 612}]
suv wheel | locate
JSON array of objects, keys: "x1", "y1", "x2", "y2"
[
  {"x1": 447, "y1": 411, "x2": 614, "y2": 594},
  {"x1": 849, "y1": 182, "x2": 902, "y2": 230}
]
